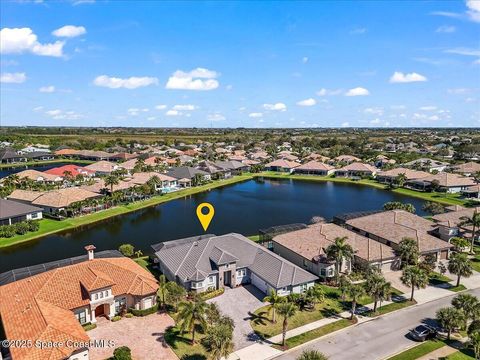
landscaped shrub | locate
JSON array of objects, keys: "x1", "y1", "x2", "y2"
[
  {"x1": 113, "y1": 346, "x2": 132, "y2": 360},
  {"x1": 118, "y1": 243, "x2": 134, "y2": 257},
  {"x1": 82, "y1": 322, "x2": 97, "y2": 331},
  {"x1": 26, "y1": 220, "x2": 40, "y2": 232},
  {"x1": 200, "y1": 287, "x2": 224, "y2": 301},
  {"x1": 0, "y1": 225, "x2": 16, "y2": 238},
  {"x1": 125, "y1": 313, "x2": 133, "y2": 318},
  {"x1": 111, "y1": 315, "x2": 122, "y2": 322},
  {"x1": 129, "y1": 303, "x2": 158, "y2": 317},
  {"x1": 14, "y1": 222, "x2": 30, "y2": 235},
  {"x1": 0, "y1": 220, "x2": 41, "y2": 238}
]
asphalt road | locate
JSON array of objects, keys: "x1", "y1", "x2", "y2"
[{"x1": 275, "y1": 288, "x2": 480, "y2": 360}]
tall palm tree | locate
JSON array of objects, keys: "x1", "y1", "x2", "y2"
[
  {"x1": 346, "y1": 283, "x2": 366, "y2": 319},
  {"x1": 452, "y1": 293, "x2": 480, "y2": 328},
  {"x1": 394, "y1": 173, "x2": 407, "y2": 188},
  {"x1": 436, "y1": 307, "x2": 464, "y2": 340},
  {"x1": 205, "y1": 302, "x2": 221, "y2": 326},
  {"x1": 104, "y1": 174, "x2": 119, "y2": 193},
  {"x1": 448, "y1": 252, "x2": 473, "y2": 287},
  {"x1": 365, "y1": 273, "x2": 391, "y2": 312},
  {"x1": 202, "y1": 323, "x2": 234, "y2": 360},
  {"x1": 263, "y1": 289, "x2": 285, "y2": 323},
  {"x1": 325, "y1": 236, "x2": 354, "y2": 285},
  {"x1": 401, "y1": 265, "x2": 429, "y2": 301},
  {"x1": 178, "y1": 298, "x2": 208, "y2": 344},
  {"x1": 277, "y1": 301, "x2": 298, "y2": 346},
  {"x1": 296, "y1": 350, "x2": 329, "y2": 360},
  {"x1": 147, "y1": 175, "x2": 161, "y2": 192},
  {"x1": 398, "y1": 237, "x2": 419, "y2": 266},
  {"x1": 158, "y1": 274, "x2": 168, "y2": 308},
  {"x1": 458, "y1": 210, "x2": 480, "y2": 254}
]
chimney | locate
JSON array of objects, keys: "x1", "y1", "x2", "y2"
[{"x1": 85, "y1": 245, "x2": 96, "y2": 260}]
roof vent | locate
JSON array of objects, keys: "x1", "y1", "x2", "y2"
[{"x1": 193, "y1": 241, "x2": 198, "y2": 246}]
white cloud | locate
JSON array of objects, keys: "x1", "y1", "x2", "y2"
[
  {"x1": 248, "y1": 112, "x2": 263, "y2": 118},
  {"x1": 391, "y1": 105, "x2": 406, "y2": 110},
  {"x1": 207, "y1": 113, "x2": 226, "y2": 122},
  {"x1": 370, "y1": 118, "x2": 381, "y2": 124},
  {"x1": 155, "y1": 104, "x2": 167, "y2": 110},
  {"x1": 350, "y1": 27, "x2": 367, "y2": 34},
  {"x1": 0, "y1": 72, "x2": 26, "y2": 83},
  {"x1": 448, "y1": 88, "x2": 470, "y2": 94},
  {"x1": 72, "y1": 0, "x2": 95, "y2": 5},
  {"x1": 226, "y1": 84, "x2": 233, "y2": 90},
  {"x1": 45, "y1": 109, "x2": 83, "y2": 120},
  {"x1": 341, "y1": 122, "x2": 350, "y2": 127},
  {"x1": 420, "y1": 106, "x2": 437, "y2": 111},
  {"x1": 302, "y1": 57, "x2": 309, "y2": 64},
  {"x1": 52, "y1": 25, "x2": 86, "y2": 38},
  {"x1": 466, "y1": 0, "x2": 480, "y2": 22},
  {"x1": 345, "y1": 87, "x2": 370, "y2": 96},
  {"x1": 445, "y1": 48, "x2": 480, "y2": 56},
  {"x1": 263, "y1": 103, "x2": 287, "y2": 111},
  {"x1": 166, "y1": 110, "x2": 180, "y2": 116},
  {"x1": 147, "y1": 116, "x2": 156, "y2": 121},
  {"x1": 172, "y1": 104, "x2": 197, "y2": 111},
  {"x1": 364, "y1": 107, "x2": 384, "y2": 116},
  {"x1": 127, "y1": 108, "x2": 149, "y2": 116},
  {"x1": 93, "y1": 75, "x2": 158, "y2": 89},
  {"x1": 33, "y1": 106, "x2": 44, "y2": 112},
  {"x1": 436, "y1": 25, "x2": 456, "y2": 33},
  {"x1": 316, "y1": 88, "x2": 342, "y2": 96},
  {"x1": 296, "y1": 98, "x2": 316, "y2": 106},
  {"x1": 165, "y1": 67, "x2": 219, "y2": 91},
  {"x1": 389, "y1": 71, "x2": 427, "y2": 83},
  {"x1": 0, "y1": 28, "x2": 64, "y2": 57},
  {"x1": 39, "y1": 85, "x2": 55, "y2": 93}
]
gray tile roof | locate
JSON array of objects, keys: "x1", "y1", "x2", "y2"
[
  {"x1": 154, "y1": 233, "x2": 317, "y2": 288},
  {"x1": 166, "y1": 166, "x2": 209, "y2": 180},
  {"x1": 0, "y1": 199, "x2": 43, "y2": 220}
]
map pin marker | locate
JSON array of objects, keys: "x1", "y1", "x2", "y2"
[{"x1": 196, "y1": 203, "x2": 215, "y2": 231}]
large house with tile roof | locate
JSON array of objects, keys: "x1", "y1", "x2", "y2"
[
  {"x1": 432, "y1": 207, "x2": 480, "y2": 241},
  {"x1": 153, "y1": 233, "x2": 317, "y2": 296},
  {"x1": 0, "y1": 246, "x2": 158, "y2": 360}
]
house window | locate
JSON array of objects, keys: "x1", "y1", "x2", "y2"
[
  {"x1": 320, "y1": 268, "x2": 326, "y2": 276},
  {"x1": 115, "y1": 298, "x2": 126, "y2": 315},
  {"x1": 303, "y1": 259, "x2": 307, "y2": 267},
  {"x1": 301, "y1": 283, "x2": 308, "y2": 292},
  {"x1": 237, "y1": 269, "x2": 246, "y2": 277},
  {"x1": 99, "y1": 292, "x2": 103, "y2": 299},
  {"x1": 31, "y1": 213, "x2": 38, "y2": 219},
  {"x1": 95, "y1": 293, "x2": 98, "y2": 300},
  {"x1": 76, "y1": 310, "x2": 87, "y2": 325},
  {"x1": 208, "y1": 276, "x2": 214, "y2": 283}
]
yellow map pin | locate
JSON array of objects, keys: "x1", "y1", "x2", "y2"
[{"x1": 196, "y1": 203, "x2": 215, "y2": 231}]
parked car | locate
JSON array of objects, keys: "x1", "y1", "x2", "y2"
[{"x1": 409, "y1": 324, "x2": 437, "y2": 341}]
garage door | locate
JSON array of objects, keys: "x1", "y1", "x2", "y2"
[
  {"x1": 251, "y1": 273, "x2": 269, "y2": 294},
  {"x1": 143, "y1": 297, "x2": 153, "y2": 309}
]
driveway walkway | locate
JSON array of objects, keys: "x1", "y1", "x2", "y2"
[
  {"x1": 208, "y1": 285, "x2": 267, "y2": 349},
  {"x1": 88, "y1": 313, "x2": 177, "y2": 360}
]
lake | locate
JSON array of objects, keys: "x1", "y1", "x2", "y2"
[
  {"x1": 0, "y1": 178, "x2": 427, "y2": 272},
  {"x1": 0, "y1": 162, "x2": 91, "y2": 178}
]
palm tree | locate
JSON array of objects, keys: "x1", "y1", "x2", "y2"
[
  {"x1": 401, "y1": 265, "x2": 429, "y2": 301},
  {"x1": 398, "y1": 237, "x2": 419, "y2": 266},
  {"x1": 436, "y1": 307, "x2": 464, "y2": 340},
  {"x1": 458, "y1": 210, "x2": 480, "y2": 254},
  {"x1": 3, "y1": 174, "x2": 20, "y2": 188},
  {"x1": 202, "y1": 323, "x2": 234, "y2": 360},
  {"x1": 365, "y1": 273, "x2": 391, "y2": 312},
  {"x1": 338, "y1": 275, "x2": 350, "y2": 302},
  {"x1": 296, "y1": 350, "x2": 329, "y2": 360},
  {"x1": 178, "y1": 298, "x2": 208, "y2": 344},
  {"x1": 448, "y1": 252, "x2": 473, "y2": 287},
  {"x1": 147, "y1": 175, "x2": 161, "y2": 192},
  {"x1": 346, "y1": 283, "x2": 366, "y2": 320},
  {"x1": 325, "y1": 236, "x2": 355, "y2": 284},
  {"x1": 104, "y1": 174, "x2": 119, "y2": 193},
  {"x1": 452, "y1": 293, "x2": 480, "y2": 328},
  {"x1": 158, "y1": 274, "x2": 168, "y2": 308},
  {"x1": 394, "y1": 173, "x2": 407, "y2": 188},
  {"x1": 134, "y1": 250, "x2": 143, "y2": 258},
  {"x1": 305, "y1": 284, "x2": 325, "y2": 306},
  {"x1": 263, "y1": 289, "x2": 285, "y2": 323},
  {"x1": 277, "y1": 301, "x2": 298, "y2": 346},
  {"x1": 205, "y1": 302, "x2": 221, "y2": 326},
  {"x1": 62, "y1": 170, "x2": 74, "y2": 183},
  {"x1": 469, "y1": 331, "x2": 480, "y2": 360}
]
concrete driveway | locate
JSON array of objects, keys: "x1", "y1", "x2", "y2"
[
  {"x1": 88, "y1": 313, "x2": 177, "y2": 360},
  {"x1": 384, "y1": 270, "x2": 410, "y2": 293},
  {"x1": 207, "y1": 285, "x2": 267, "y2": 350}
]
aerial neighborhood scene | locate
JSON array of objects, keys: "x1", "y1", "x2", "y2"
[{"x1": 0, "y1": 1, "x2": 479, "y2": 360}]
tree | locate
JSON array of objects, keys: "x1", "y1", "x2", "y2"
[
  {"x1": 469, "y1": 331, "x2": 480, "y2": 360},
  {"x1": 158, "y1": 274, "x2": 168, "y2": 309},
  {"x1": 419, "y1": 253, "x2": 437, "y2": 274},
  {"x1": 104, "y1": 174, "x2": 120, "y2": 193},
  {"x1": 422, "y1": 201, "x2": 445, "y2": 215},
  {"x1": 346, "y1": 283, "x2": 366, "y2": 319},
  {"x1": 113, "y1": 346, "x2": 132, "y2": 360},
  {"x1": 450, "y1": 237, "x2": 470, "y2": 253},
  {"x1": 398, "y1": 238, "x2": 419, "y2": 266},
  {"x1": 305, "y1": 284, "x2": 325, "y2": 306},
  {"x1": 458, "y1": 210, "x2": 480, "y2": 254},
  {"x1": 436, "y1": 307, "x2": 464, "y2": 340},
  {"x1": 383, "y1": 201, "x2": 415, "y2": 214},
  {"x1": 401, "y1": 265, "x2": 429, "y2": 301},
  {"x1": 205, "y1": 302, "x2": 221, "y2": 326},
  {"x1": 452, "y1": 293, "x2": 479, "y2": 328},
  {"x1": 277, "y1": 301, "x2": 298, "y2": 346},
  {"x1": 202, "y1": 323, "x2": 234, "y2": 360},
  {"x1": 147, "y1": 175, "x2": 161, "y2": 192},
  {"x1": 448, "y1": 252, "x2": 473, "y2": 287},
  {"x1": 165, "y1": 282, "x2": 186, "y2": 312},
  {"x1": 263, "y1": 289, "x2": 285, "y2": 323},
  {"x1": 365, "y1": 273, "x2": 391, "y2": 312},
  {"x1": 118, "y1": 243, "x2": 134, "y2": 257},
  {"x1": 325, "y1": 236, "x2": 355, "y2": 284},
  {"x1": 178, "y1": 298, "x2": 208, "y2": 344},
  {"x1": 394, "y1": 173, "x2": 407, "y2": 188},
  {"x1": 296, "y1": 350, "x2": 329, "y2": 360},
  {"x1": 134, "y1": 250, "x2": 143, "y2": 258},
  {"x1": 338, "y1": 275, "x2": 350, "y2": 302}
]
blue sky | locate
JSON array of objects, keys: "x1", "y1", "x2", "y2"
[{"x1": 0, "y1": 0, "x2": 479, "y2": 128}]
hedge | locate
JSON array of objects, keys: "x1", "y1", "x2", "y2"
[
  {"x1": 111, "y1": 315, "x2": 122, "y2": 322},
  {"x1": 113, "y1": 346, "x2": 132, "y2": 360},
  {"x1": 200, "y1": 288, "x2": 225, "y2": 301},
  {"x1": 0, "y1": 220, "x2": 40, "y2": 238},
  {"x1": 129, "y1": 303, "x2": 159, "y2": 317},
  {"x1": 82, "y1": 322, "x2": 97, "y2": 331}
]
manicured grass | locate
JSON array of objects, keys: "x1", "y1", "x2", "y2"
[
  {"x1": 164, "y1": 325, "x2": 208, "y2": 360},
  {"x1": 273, "y1": 318, "x2": 357, "y2": 350},
  {"x1": 470, "y1": 246, "x2": 480, "y2": 272},
  {"x1": 133, "y1": 256, "x2": 161, "y2": 278},
  {"x1": 367, "y1": 300, "x2": 416, "y2": 317},
  {"x1": 391, "y1": 188, "x2": 468, "y2": 206},
  {"x1": 247, "y1": 234, "x2": 261, "y2": 243},
  {"x1": 429, "y1": 272, "x2": 453, "y2": 286},
  {"x1": 0, "y1": 158, "x2": 94, "y2": 169},
  {"x1": 445, "y1": 349, "x2": 476, "y2": 359},
  {"x1": 447, "y1": 284, "x2": 467, "y2": 292},
  {"x1": 0, "y1": 174, "x2": 254, "y2": 248},
  {"x1": 387, "y1": 340, "x2": 448, "y2": 360}
]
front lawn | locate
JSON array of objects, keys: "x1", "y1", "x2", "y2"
[
  {"x1": 447, "y1": 284, "x2": 467, "y2": 292},
  {"x1": 470, "y1": 246, "x2": 480, "y2": 272},
  {"x1": 429, "y1": 272, "x2": 452, "y2": 286},
  {"x1": 367, "y1": 300, "x2": 416, "y2": 317},
  {"x1": 164, "y1": 325, "x2": 208, "y2": 360},
  {"x1": 445, "y1": 349, "x2": 476, "y2": 359},
  {"x1": 133, "y1": 256, "x2": 161, "y2": 278},
  {"x1": 387, "y1": 339, "x2": 448, "y2": 360}
]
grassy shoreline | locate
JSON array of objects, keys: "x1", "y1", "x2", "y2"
[{"x1": 0, "y1": 158, "x2": 94, "y2": 169}]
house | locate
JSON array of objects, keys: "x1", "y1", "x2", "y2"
[
  {"x1": 214, "y1": 160, "x2": 249, "y2": 174},
  {"x1": 0, "y1": 246, "x2": 158, "y2": 360},
  {"x1": 374, "y1": 155, "x2": 396, "y2": 168},
  {"x1": 403, "y1": 158, "x2": 449, "y2": 173},
  {"x1": 7, "y1": 188, "x2": 101, "y2": 215},
  {"x1": 450, "y1": 162, "x2": 480, "y2": 176},
  {"x1": 332, "y1": 155, "x2": 361, "y2": 164},
  {"x1": 0, "y1": 148, "x2": 28, "y2": 164},
  {"x1": 109, "y1": 152, "x2": 138, "y2": 162},
  {"x1": 305, "y1": 153, "x2": 330, "y2": 163},
  {"x1": 44, "y1": 164, "x2": 95, "y2": 179},
  {"x1": 376, "y1": 167, "x2": 430, "y2": 184},
  {"x1": 25, "y1": 151, "x2": 55, "y2": 161},
  {"x1": 335, "y1": 162, "x2": 377, "y2": 178},
  {"x1": 271, "y1": 223, "x2": 398, "y2": 279},
  {"x1": 153, "y1": 233, "x2": 317, "y2": 296},
  {"x1": 265, "y1": 159, "x2": 300, "y2": 173},
  {"x1": 344, "y1": 210, "x2": 453, "y2": 261},
  {"x1": 197, "y1": 160, "x2": 229, "y2": 179},
  {"x1": 85, "y1": 160, "x2": 122, "y2": 175},
  {"x1": 166, "y1": 166, "x2": 211, "y2": 185},
  {"x1": 130, "y1": 172, "x2": 178, "y2": 191},
  {"x1": 294, "y1": 161, "x2": 335, "y2": 176},
  {"x1": 11, "y1": 169, "x2": 63, "y2": 183},
  {"x1": 406, "y1": 173, "x2": 476, "y2": 193},
  {"x1": 0, "y1": 199, "x2": 43, "y2": 225},
  {"x1": 432, "y1": 207, "x2": 480, "y2": 241},
  {"x1": 461, "y1": 185, "x2": 480, "y2": 199}
]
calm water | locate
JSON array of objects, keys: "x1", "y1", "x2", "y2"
[
  {"x1": 0, "y1": 179, "x2": 427, "y2": 272},
  {"x1": 0, "y1": 162, "x2": 91, "y2": 178}
]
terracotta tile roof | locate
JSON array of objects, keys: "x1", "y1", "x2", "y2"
[
  {"x1": 0, "y1": 257, "x2": 158, "y2": 360},
  {"x1": 54, "y1": 149, "x2": 79, "y2": 156},
  {"x1": 84, "y1": 160, "x2": 119, "y2": 173},
  {"x1": 432, "y1": 207, "x2": 480, "y2": 229},
  {"x1": 44, "y1": 165, "x2": 95, "y2": 177},
  {"x1": 273, "y1": 223, "x2": 396, "y2": 262},
  {"x1": 417, "y1": 173, "x2": 476, "y2": 187},
  {"x1": 451, "y1": 162, "x2": 480, "y2": 175},
  {"x1": 13, "y1": 170, "x2": 61, "y2": 182},
  {"x1": 346, "y1": 210, "x2": 452, "y2": 253},
  {"x1": 377, "y1": 167, "x2": 430, "y2": 180},
  {"x1": 265, "y1": 159, "x2": 300, "y2": 169},
  {"x1": 337, "y1": 162, "x2": 377, "y2": 173},
  {"x1": 8, "y1": 189, "x2": 45, "y2": 202},
  {"x1": 29, "y1": 188, "x2": 101, "y2": 208},
  {"x1": 306, "y1": 153, "x2": 330, "y2": 162},
  {"x1": 295, "y1": 161, "x2": 334, "y2": 172},
  {"x1": 334, "y1": 155, "x2": 361, "y2": 163}
]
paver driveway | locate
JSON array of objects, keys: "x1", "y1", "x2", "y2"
[
  {"x1": 207, "y1": 285, "x2": 267, "y2": 350},
  {"x1": 88, "y1": 313, "x2": 177, "y2": 360}
]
